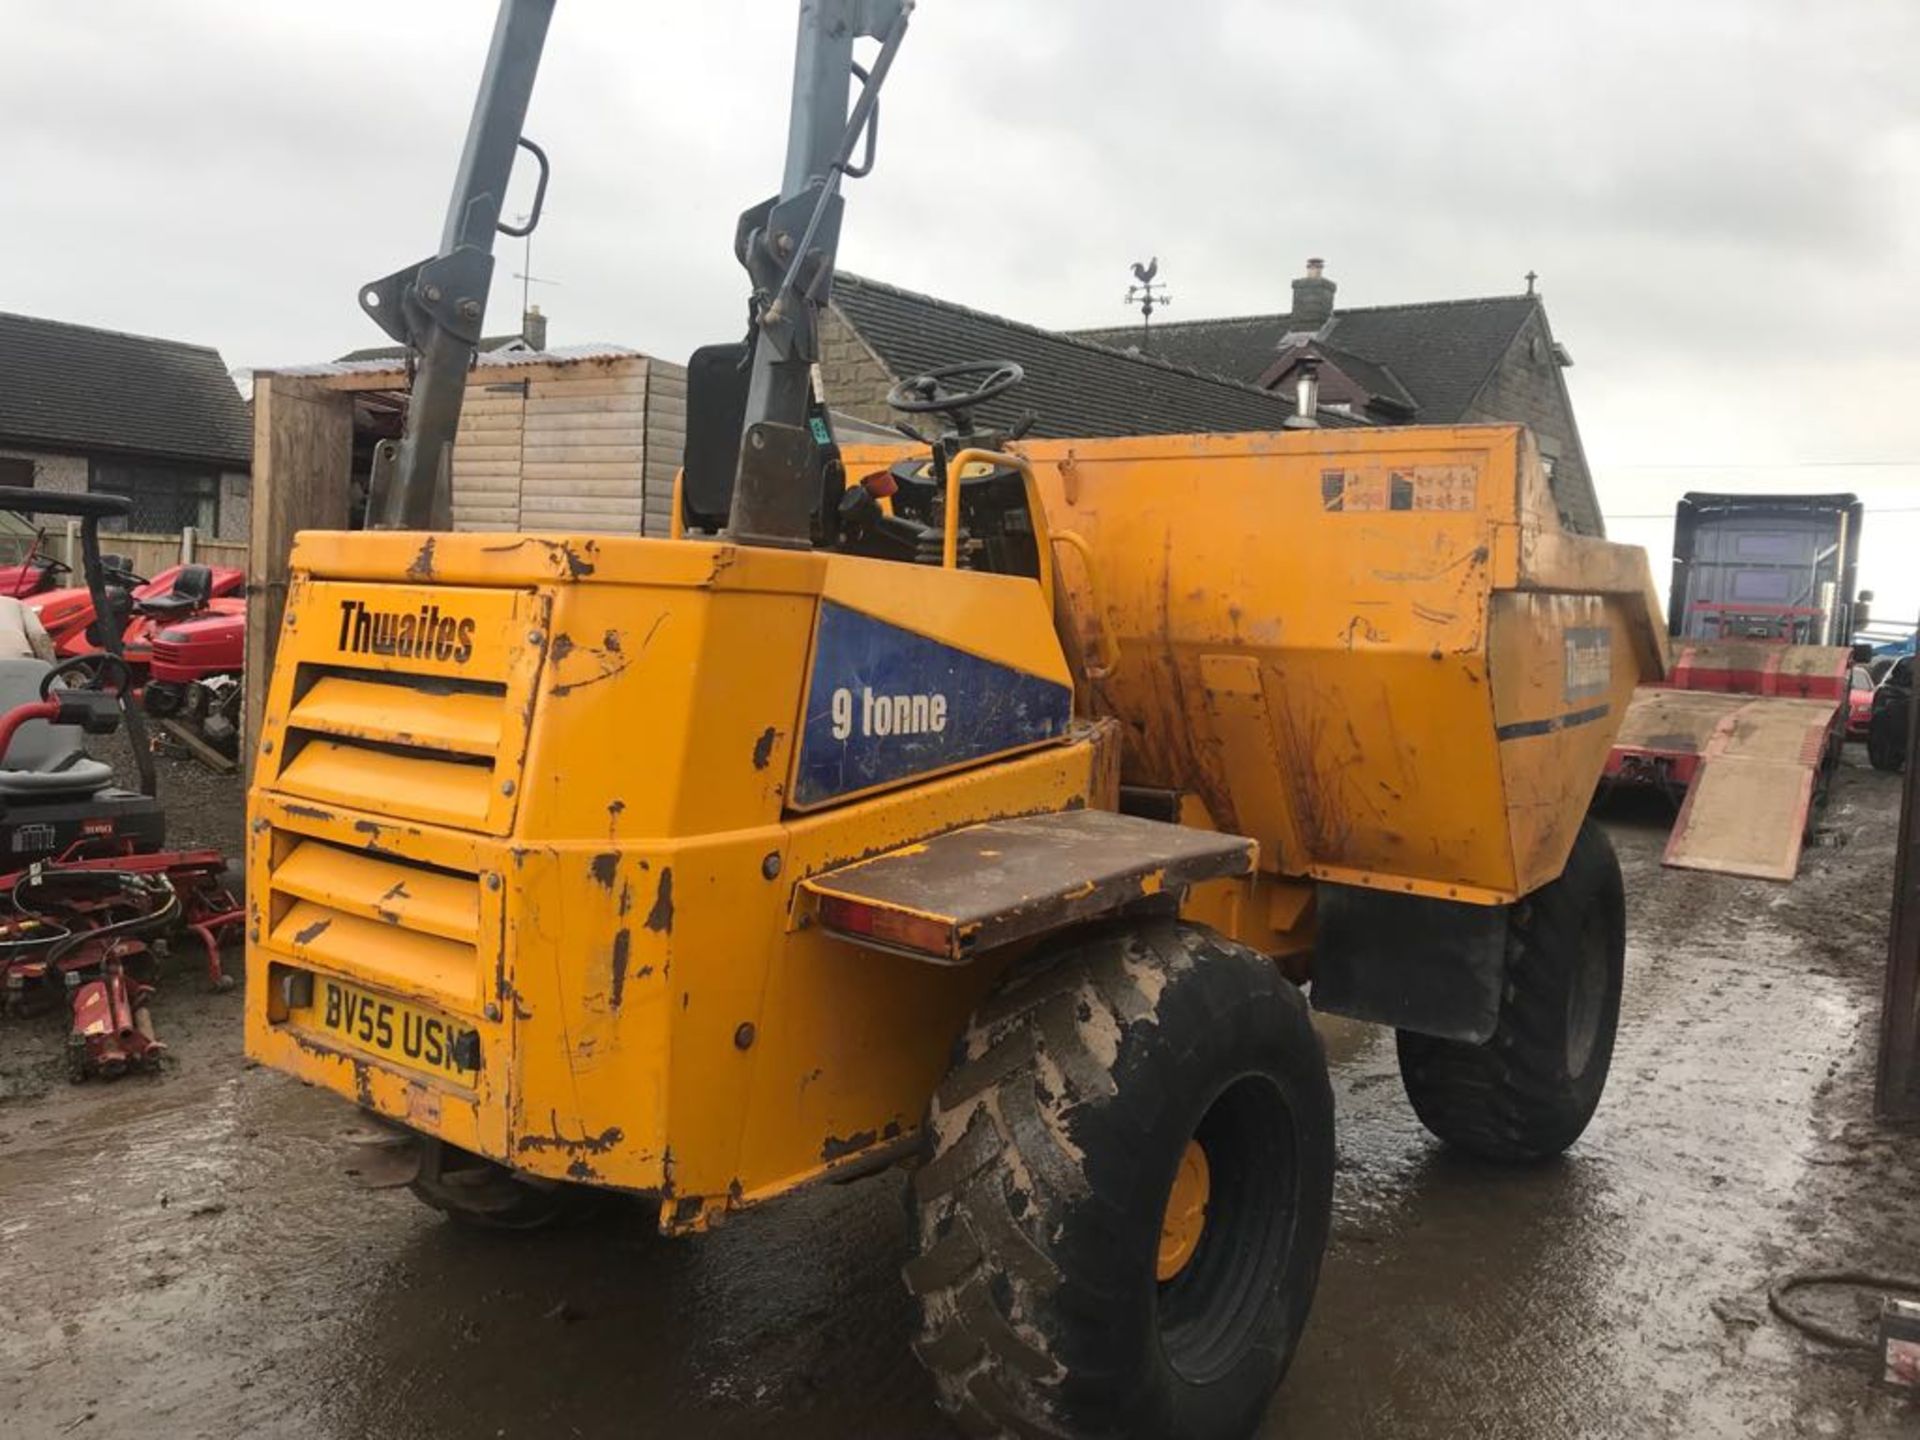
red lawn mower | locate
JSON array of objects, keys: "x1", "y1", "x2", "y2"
[
  {"x1": 143, "y1": 602, "x2": 247, "y2": 755},
  {"x1": 30, "y1": 556, "x2": 247, "y2": 759},
  {"x1": 31, "y1": 557, "x2": 246, "y2": 670},
  {"x1": 0, "y1": 515, "x2": 76, "y2": 599},
  {"x1": 0, "y1": 489, "x2": 244, "y2": 1081}
]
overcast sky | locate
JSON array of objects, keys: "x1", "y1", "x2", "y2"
[{"x1": 7, "y1": 0, "x2": 1918, "y2": 626}]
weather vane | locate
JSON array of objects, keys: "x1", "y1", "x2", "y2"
[{"x1": 1125, "y1": 257, "x2": 1170, "y2": 347}]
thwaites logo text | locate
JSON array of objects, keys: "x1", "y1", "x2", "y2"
[
  {"x1": 1562, "y1": 627, "x2": 1612, "y2": 701},
  {"x1": 336, "y1": 599, "x2": 477, "y2": 664}
]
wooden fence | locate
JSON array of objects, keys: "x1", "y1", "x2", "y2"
[{"x1": 51, "y1": 524, "x2": 248, "y2": 577}]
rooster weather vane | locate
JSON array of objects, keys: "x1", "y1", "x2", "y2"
[{"x1": 1125, "y1": 257, "x2": 1170, "y2": 347}]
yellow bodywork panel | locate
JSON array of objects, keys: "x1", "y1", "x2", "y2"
[
  {"x1": 847, "y1": 422, "x2": 1665, "y2": 903},
  {"x1": 247, "y1": 422, "x2": 1665, "y2": 1230},
  {"x1": 248, "y1": 529, "x2": 1102, "y2": 1227}
]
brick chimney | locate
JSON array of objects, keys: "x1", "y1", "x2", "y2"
[
  {"x1": 522, "y1": 304, "x2": 548, "y2": 352},
  {"x1": 1289, "y1": 258, "x2": 1336, "y2": 331}
]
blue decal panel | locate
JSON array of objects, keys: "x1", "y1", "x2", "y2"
[{"x1": 794, "y1": 602, "x2": 1071, "y2": 808}]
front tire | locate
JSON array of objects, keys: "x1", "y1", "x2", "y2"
[
  {"x1": 905, "y1": 920, "x2": 1334, "y2": 1440},
  {"x1": 1396, "y1": 821, "x2": 1625, "y2": 1162}
]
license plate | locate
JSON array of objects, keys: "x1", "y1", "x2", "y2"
[{"x1": 301, "y1": 977, "x2": 480, "y2": 1084}]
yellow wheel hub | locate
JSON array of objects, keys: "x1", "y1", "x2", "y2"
[{"x1": 1157, "y1": 1140, "x2": 1212, "y2": 1281}]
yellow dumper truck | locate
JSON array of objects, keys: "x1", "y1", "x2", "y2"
[{"x1": 245, "y1": 3, "x2": 1666, "y2": 1436}]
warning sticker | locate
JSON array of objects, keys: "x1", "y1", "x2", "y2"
[{"x1": 1320, "y1": 464, "x2": 1479, "y2": 513}]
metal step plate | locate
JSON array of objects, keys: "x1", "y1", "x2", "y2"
[{"x1": 802, "y1": 809, "x2": 1256, "y2": 963}]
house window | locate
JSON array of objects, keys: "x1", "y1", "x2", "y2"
[
  {"x1": 0, "y1": 457, "x2": 33, "y2": 487},
  {"x1": 89, "y1": 460, "x2": 218, "y2": 534}
]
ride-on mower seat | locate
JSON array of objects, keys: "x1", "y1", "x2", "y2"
[
  {"x1": 136, "y1": 563, "x2": 214, "y2": 621},
  {"x1": 0, "y1": 658, "x2": 115, "y2": 798}
]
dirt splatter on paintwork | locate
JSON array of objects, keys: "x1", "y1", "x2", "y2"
[
  {"x1": 753, "y1": 726, "x2": 778, "y2": 771},
  {"x1": 589, "y1": 853, "x2": 619, "y2": 890},
  {"x1": 610, "y1": 930, "x2": 632, "y2": 1010},
  {"x1": 645, "y1": 868, "x2": 674, "y2": 935},
  {"x1": 292, "y1": 916, "x2": 332, "y2": 946},
  {"x1": 821, "y1": 1129, "x2": 878, "y2": 1163},
  {"x1": 515, "y1": 1121, "x2": 624, "y2": 1156},
  {"x1": 406, "y1": 536, "x2": 436, "y2": 581}
]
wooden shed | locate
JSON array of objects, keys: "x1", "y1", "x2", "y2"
[
  {"x1": 261, "y1": 345, "x2": 686, "y2": 537},
  {"x1": 244, "y1": 345, "x2": 687, "y2": 767}
]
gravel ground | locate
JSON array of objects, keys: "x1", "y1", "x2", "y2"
[{"x1": 0, "y1": 751, "x2": 1916, "y2": 1439}]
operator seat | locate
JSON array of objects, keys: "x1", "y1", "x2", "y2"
[
  {"x1": 0, "y1": 658, "x2": 115, "y2": 798},
  {"x1": 137, "y1": 563, "x2": 214, "y2": 621}
]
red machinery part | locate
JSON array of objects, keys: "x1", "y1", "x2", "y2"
[
  {"x1": 0, "y1": 698, "x2": 59, "y2": 763},
  {"x1": 67, "y1": 953, "x2": 164, "y2": 1082},
  {"x1": 31, "y1": 565, "x2": 246, "y2": 668},
  {"x1": 1667, "y1": 641, "x2": 1851, "y2": 702},
  {"x1": 2, "y1": 851, "x2": 244, "y2": 990},
  {"x1": 148, "y1": 605, "x2": 245, "y2": 685}
]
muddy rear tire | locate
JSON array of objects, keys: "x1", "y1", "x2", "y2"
[
  {"x1": 905, "y1": 920, "x2": 1334, "y2": 1440},
  {"x1": 409, "y1": 1139, "x2": 608, "y2": 1232},
  {"x1": 1396, "y1": 821, "x2": 1625, "y2": 1162}
]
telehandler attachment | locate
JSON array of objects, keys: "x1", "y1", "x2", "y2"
[{"x1": 246, "y1": 3, "x2": 1665, "y2": 1436}]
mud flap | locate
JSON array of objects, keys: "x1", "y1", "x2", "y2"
[{"x1": 1310, "y1": 884, "x2": 1508, "y2": 1043}]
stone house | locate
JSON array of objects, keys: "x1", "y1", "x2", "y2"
[
  {"x1": 818, "y1": 274, "x2": 1351, "y2": 445},
  {"x1": 820, "y1": 261, "x2": 1601, "y2": 536},
  {"x1": 0, "y1": 310, "x2": 252, "y2": 540},
  {"x1": 1071, "y1": 259, "x2": 1599, "y2": 534}
]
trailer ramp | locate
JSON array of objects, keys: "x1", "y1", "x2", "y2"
[
  {"x1": 1606, "y1": 641, "x2": 1848, "y2": 881},
  {"x1": 1662, "y1": 694, "x2": 1838, "y2": 880}
]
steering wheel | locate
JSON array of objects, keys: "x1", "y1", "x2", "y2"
[
  {"x1": 887, "y1": 360, "x2": 1024, "y2": 415},
  {"x1": 40, "y1": 652, "x2": 132, "y2": 699},
  {"x1": 103, "y1": 555, "x2": 149, "y2": 588},
  {"x1": 32, "y1": 556, "x2": 69, "y2": 579}
]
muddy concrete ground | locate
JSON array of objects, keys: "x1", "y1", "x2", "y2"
[{"x1": 3, "y1": 753, "x2": 1918, "y2": 1439}]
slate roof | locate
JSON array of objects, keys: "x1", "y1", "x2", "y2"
[
  {"x1": 0, "y1": 312, "x2": 251, "y2": 466},
  {"x1": 1072, "y1": 294, "x2": 1540, "y2": 424},
  {"x1": 1309, "y1": 344, "x2": 1419, "y2": 416},
  {"x1": 1069, "y1": 314, "x2": 1286, "y2": 390},
  {"x1": 830, "y1": 274, "x2": 1359, "y2": 438}
]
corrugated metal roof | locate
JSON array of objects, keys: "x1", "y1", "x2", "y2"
[
  {"x1": 264, "y1": 344, "x2": 644, "y2": 381},
  {"x1": 335, "y1": 334, "x2": 530, "y2": 364}
]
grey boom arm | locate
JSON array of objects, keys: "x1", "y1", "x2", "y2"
[
  {"x1": 359, "y1": 0, "x2": 555, "y2": 531},
  {"x1": 724, "y1": 0, "x2": 913, "y2": 548}
]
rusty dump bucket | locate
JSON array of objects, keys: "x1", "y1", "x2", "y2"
[{"x1": 856, "y1": 423, "x2": 1665, "y2": 906}]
